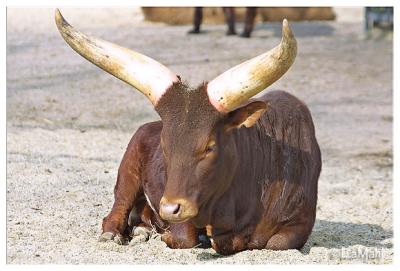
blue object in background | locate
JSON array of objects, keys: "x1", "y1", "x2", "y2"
[{"x1": 365, "y1": 7, "x2": 393, "y2": 31}]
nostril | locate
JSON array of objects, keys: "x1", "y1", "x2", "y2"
[
  {"x1": 172, "y1": 204, "x2": 180, "y2": 215},
  {"x1": 162, "y1": 203, "x2": 181, "y2": 216}
]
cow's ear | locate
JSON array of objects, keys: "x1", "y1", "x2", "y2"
[{"x1": 224, "y1": 101, "x2": 267, "y2": 131}]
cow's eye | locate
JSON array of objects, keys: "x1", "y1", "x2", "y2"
[{"x1": 205, "y1": 144, "x2": 217, "y2": 154}]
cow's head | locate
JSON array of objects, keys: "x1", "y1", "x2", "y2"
[{"x1": 56, "y1": 9, "x2": 297, "y2": 225}]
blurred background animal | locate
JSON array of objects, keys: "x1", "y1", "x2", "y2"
[{"x1": 188, "y1": 7, "x2": 258, "y2": 38}]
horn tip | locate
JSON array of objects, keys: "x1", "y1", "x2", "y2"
[
  {"x1": 55, "y1": 8, "x2": 67, "y2": 29},
  {"x1": 55, "y1": 8, "x2": 62, "y2": 24},
  {"x1": 55, "y1": 8, "x2": 61, "y2": 20},
  {"x1": 282, "y1": 18, "x2": 294, "y2": 40},
  {"x1": 282, "y1": 18, "x2": 290, "y2": 32}
]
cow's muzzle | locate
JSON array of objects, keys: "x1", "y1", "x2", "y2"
[{"x1": 159, "y1": 197, "x2": 198, "y2": 223}]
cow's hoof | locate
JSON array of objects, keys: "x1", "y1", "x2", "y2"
[
  {"x1": 129, "y1": 235, "x2": 147, "y2": 244},
  {"x1": 188, "y1": 29, "x2": 201, "y2": 34},
  {"x1": 226, "y1": 30, "x2": 237, "y2": 36},
  {"x1": 99, "y1": 232, "x2": 128, "y2": 245},
  {"x1": 129, "y1": 226, "x2": 152, "y2": 245},
  {"x1": 99, "y1": 232, "x2": 114, "y2": 242}
]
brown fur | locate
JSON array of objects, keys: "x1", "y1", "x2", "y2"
[{"x1": 102, "y1": 81, "x2": 321, "y2": 255}]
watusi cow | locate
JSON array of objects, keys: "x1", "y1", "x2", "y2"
[
  {"x1": 188, "y1": 7, "x2": 258, "y2": 38},
  {"x1": 55, "y1": 9, "x2": 321, "y2": 255}
]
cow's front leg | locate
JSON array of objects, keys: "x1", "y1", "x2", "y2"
[
  {"x1": 211, "y1": 232, "x2": 248, "y2": 255},
  {"x1": 161, "y1": 223, "x2": 200, "y2": 249},
  {"x1": 100, "y1": 187, "x2": 142, "y2": 245},
  {"x1": 100, "y1": 150, "x2": 144, "y2": 244}
]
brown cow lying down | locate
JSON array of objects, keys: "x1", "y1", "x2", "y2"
[{"x1": 56, "y1": 9, "x2": 321, "y2": 255}]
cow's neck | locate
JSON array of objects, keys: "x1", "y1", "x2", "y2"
[{"x1": 209, "y1": 124, "x2": 266, "y2": 234}]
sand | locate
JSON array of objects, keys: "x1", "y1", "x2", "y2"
[{"x1": 6, "y1": 7, "x2": 393, "y2": 264}]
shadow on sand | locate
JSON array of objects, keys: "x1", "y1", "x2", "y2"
[
  {"x1": 300, "y1": 219, "x2": 392, "y2": 254},
  {"x1": 254, "y1": 21, "x2": 335, "y2": 38}
]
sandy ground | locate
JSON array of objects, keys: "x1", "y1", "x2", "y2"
[{"x1": 6, "y1": 8, "x2": 393, "y2": 264}]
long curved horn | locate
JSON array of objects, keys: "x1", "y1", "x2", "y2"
[
  {"x1": 55, "y1": 9, "x2": 179, "y2": 106},
  {"x1": 207, "y1": 19, "x2": 297, "y2": 112}
]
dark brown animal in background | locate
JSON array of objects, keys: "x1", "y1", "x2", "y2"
[
  {"x1": 189, "y1": 7, "x2": 257, "y2": 38},
  {"x1": 56, "y1": 9, "x2": 321, "y2": 255}
]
